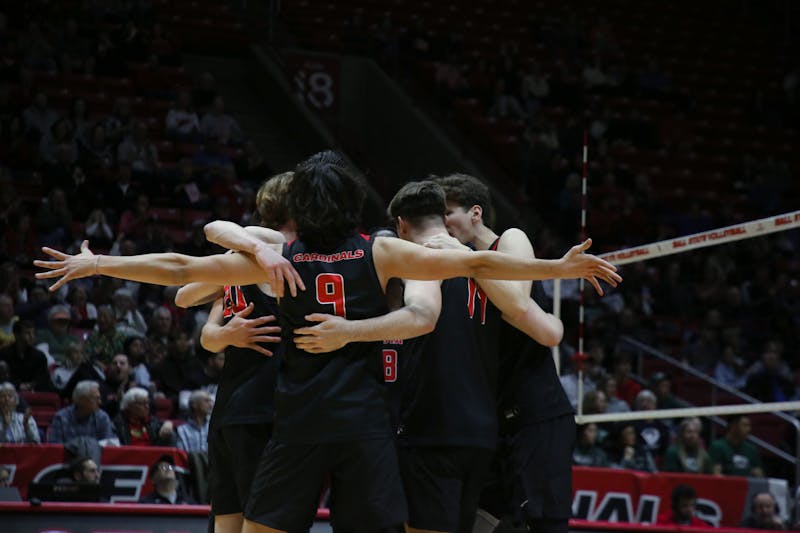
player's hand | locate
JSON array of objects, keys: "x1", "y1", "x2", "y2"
[
  {"x1": 34, "y1": 240, "x2": 97, "y2": 292},
  {"x1": 293, "y1": 313, "x2": 353, "y2": 354},
  {"x1": 253, "y1": 242, "x2": 305, "y2": 298},
  {"x1": 557, "y1": 239, "x2": 622, "y2": 296},
  {"x1": 221, "y1": 303, "x2": 281, "y2": 357},
  {"x1": 422, "y1": 232, "x2": 470, "y2": 251}
]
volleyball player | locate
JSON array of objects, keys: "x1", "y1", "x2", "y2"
[
  {"x1": 35, "y1": 151, "x2": 620, "y2": 533},
  {"x1": 172, "y1": 173, "x2": 294, "y2": 533},
  {"x1": 436, "y1": 174, "x2": 575, "y2": 533}
]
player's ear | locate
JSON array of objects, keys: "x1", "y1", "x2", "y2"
[
  {"x1": 471, "y1": 205, "x2": 482, "y2": 223},
  {"x1": 396, "y1": 216, "x2": 409, "y2": 237}
]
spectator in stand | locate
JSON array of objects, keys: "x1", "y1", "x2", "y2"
[
  {"x1": 713, "y1": 345, "x2": 747, "y2": 389},
  {"x1": 573, "y1": 423, "x2": 609, "y2": 467},
  {"x1": 67, "y1": 98, "x2": 91, "y2": 145},
  {"x1": 51, "y1": 341, "x2": 88, "y2": 391},
  {"x1": 112, "y1": 288, "x2": 147, "y2": 338},
  {"x1": 610, "y1": 423, "x2": 657, "y2": 472},
  {"x1": 22, "y1": 92, "x2": 57, "y2": 138},
  {"x1": 741, "y1": 492, "x2": 786, "y2": 530},
  {"x1": 710, "y1": 414, "x2": 764, "y2": 477},
  {"x1": 176, "y1": 389, "x2": 212, "y2": 453},
  {"x1": 600, "y1": 376, "x2": 631, "y2": 413},
  {"x1": 104, "y1": 97, "x2": 134, "y2": 146},
  {"x1": 651, "y1": 372, "x2": 687, "y2": 410},
  {"x1": 80, "y1": 124, "x2": 115, "y2": 172},
  {"x1": 48, "y1": 380, "x2": 115, "y2": 444},
  {"x1": 656, "y1": 485, "x2": 710, "y2": 527},
  {"x1": 2, "y1": 211, "x2": 39, "y2": 267},
  {"x1": 200, "y1": 96, "x2": 243, "y2": 145},
  {"x1": 84, "y1": 305, "x2": 127, "y2": 365},
  {"x1": 165, "y1": 90, "x2": 201, "y2": 142},
  {"x1": 113, "y1": 387, "x2": 174, "y2": 447},
  {"x1": 0, "y1": 381, "x2": 40, "y2": 443},
  {"x1": 0, "y1": 320, "x2": 53, "y2": 392},
  {"x1": 125, "y1": 336, "x2": 152, "y2": 391},
  {"x1": 67, "y1": 286, "x2": 97, "y2": 329},
  {"x1": 0, "y1": 465, "x2": 11, "y2": 486},
  {"x1": 612, "y1": 353, "x2": 642, "y2": 407},
  {"x1": 102, "y1": 353, "x2": 135, "y2": 419},
  {"x1": 153, "y1": 330, "x2": 207, "y2": 412},
  {"x1": 68, "y1": 456, "x2": 100, "y2": 486},
  {"x1": 39, "y1": 118, "x2": 78, "y2": 167},
  {"x1": 0, "y1": 294, "x2": 18, "y2": 349},
  {"x1": 139, "y1": 455, "x2": 190, "y2": 504},
  {"x1": 745, "y1": 349, "x2": 796, "y2": 403},
  {"x1": 489, "y1": 78, "x2": 526, "y2": 119},
  {"x1": 118, "y1": 194, "x2": 151, "y2": 240},
  {"x1": 117, "y1": 121, "x2": 159, "y2": 176},
  {"x1": 36, "y1": 188, "x2": 73, "y2": 248},
  {"x1": 200, "y1": 351, "x2": 223, "y2": 399},
  {"x1": 83, "y1": 209, "x2": 114, "y2": 250},
  {"x1": 147, "y1": 306, "x2": 173, "y2": 353},
  {"x1": 633, "y1": 389, "x2": 671, "y2": 459},
  {"x1": 104, "y1": 163, "x2": 140, "y2": 215},
  {"x1": 663, "y1": 417, "x2": 713, "y2": 474},
  {"x1": 582, "y1": 389, "x2": 608, "y2": 415},
  {"x1": 35, "y1": 305, "x2": 79, "y2": 364}
]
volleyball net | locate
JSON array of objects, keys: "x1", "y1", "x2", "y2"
[{"x1": 551, "y1": 209, "x2": 800, "y2": 480}]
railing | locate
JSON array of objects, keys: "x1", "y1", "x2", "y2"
[{"x1": 619, "y1": 335, "x2": 800, "y2": 484}]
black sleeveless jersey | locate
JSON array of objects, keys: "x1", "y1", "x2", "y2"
[
  {"x1": 398, "y1": 274, "x2": 502, "y2": 450},
  {"x1": 211, "y1": 284, "x2": 281, "y2": 429},
  {"x1": 273, "y1": 233, "x2": 391, "y2": 444},
  {"x1": 497, "y1": 280, "x2": 574, "y2": 425},
  {"x1": 382, "y1": 338, "x2": 404, "y2": 432}
]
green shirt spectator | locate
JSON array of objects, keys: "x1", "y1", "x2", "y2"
[
  {"x1": 708, "y1": 414, "x2": 764, "y2": 477},
  {"x1": 573, "y1": 423, "x2": 610, "y2": 467}
]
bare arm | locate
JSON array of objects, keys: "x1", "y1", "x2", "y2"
[
  {"x1": 375, "y1": 236, "x2": 620, "y2": 293},
  {"x1": 200, "y1": 297, "x2": 281, "y2": 357},
  {"x1": 293, "y1": 280, "x2": 442, "y2": 353},
  {"x1": 175, "y1": 283, "x2": 224, "y2": 308},
  {"x1": 423, "y1": 231, "x2": 563, "y2": 346},
  {"x1": 204, "y1": 221, "x2": 285, "y2": 251},
  {"x1": 35, "y1": 240, "x2": 287, "y2": 292}
]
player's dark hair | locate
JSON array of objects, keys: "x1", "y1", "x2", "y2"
[
  {"x1": 287, "y1": 151, "x2": 366, "y2": 250},
  {"x1": 388, "y1": 180, "x2": 446, "y2": 228},
  {"x1": 435, "y1": 173, "x2": 493, "y2": 214}
]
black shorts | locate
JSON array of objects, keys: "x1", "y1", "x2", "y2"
[
  {"x1": 245, "y1": 438, "x2": 407, "y2": 532},
  {"x1": 507, "y1": 414, "x2": 575, "y2": 521},
  {"x1": 398, "y1": 446, "x2": 493, "y2": 533},
  {"x1": 208, "y1": 423, "x2": 272, "y2": 516}
]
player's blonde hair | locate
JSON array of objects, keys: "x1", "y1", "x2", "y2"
[{"x1": 255, "y1": 172, "x2": 294, "y2": 230}]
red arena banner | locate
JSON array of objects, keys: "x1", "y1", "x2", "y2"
[
  {"x1": 283, "y1": 51, "x2": 340, "y2": 116},
  {"x1": 573, "y1": 467, "x2": 751, "y2": 527},
  {"x1": 0, "y1": 444, "x2": 189, "y2": 502}
]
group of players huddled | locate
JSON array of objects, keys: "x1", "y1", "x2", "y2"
[{"x1": 35, "y1": 151, "x2": 621, "y2": 533}]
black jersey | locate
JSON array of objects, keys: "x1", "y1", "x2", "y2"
[
  {"x1": 211, "y1": 284, "x2": 281, "y2": 429},
  {"x1": 273, "y1": 233, "x2": 391, "y2": 444},
  {"x1": 497, "y1": 280, "x2": 574, "y2": 426},
  {"x1": 398, "y1": 275, "x2": 501, "y2": 450},
  {"x1": 382, "y1": 338, "x2": 404, "y2": 432}
]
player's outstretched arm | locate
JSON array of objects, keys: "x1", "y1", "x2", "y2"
[
  {"x1": 374, "y1": 236, "x2": 621, "y2": 292},
  {"x1": 293, "y1": 280, "x2": 441, "y2": 353},
  {"x1": 34, "y1": 240, "x2": 302, "y2": 297},
  {"x1": 200, "y1": 298, "x2": 281, "y2": 357}
]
